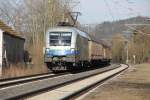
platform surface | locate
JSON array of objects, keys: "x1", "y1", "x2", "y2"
[{"x1": 81, "y1": 63, "x2": 150, "y2": 100}]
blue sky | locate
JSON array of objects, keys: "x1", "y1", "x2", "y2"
[{"x1": 75, "y1": 0, "x2": 150, "y2": 24}]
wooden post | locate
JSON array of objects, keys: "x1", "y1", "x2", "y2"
[
  {"x1": 0, "y1": 29, "x2": 3, "y2": 76},
  {"x1": 133, "y1": 55, "x2": 136, "y2": 64},
  {"x1": 103, "y1": 48, "x2": 106, "y2": 58}
]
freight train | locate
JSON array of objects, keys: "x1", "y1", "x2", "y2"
[{"x1": 44, "y1": 24, "x2": 111, "y2": 71}]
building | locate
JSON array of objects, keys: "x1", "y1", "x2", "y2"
[{"x1": 0, "y1": 20, "x2": 25, "y2": 76}]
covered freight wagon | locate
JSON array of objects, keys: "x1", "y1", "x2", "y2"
[
  {"x1": 0, "y1": 20, "x2": 25, "y2": 67},
  {"x1": 88, "y1": 35, "x2": 111, "y2": 65}
]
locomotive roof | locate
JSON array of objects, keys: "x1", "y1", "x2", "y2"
[
  {"x1": 47, "y1": 26, "x2": 90, "y2": 39},
  {"x1": 47, "y1": 26, "x2": 111, "y2": 48}
]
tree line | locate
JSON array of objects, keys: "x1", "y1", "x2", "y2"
[{"x1": 111, "y1": 26, "x2": 150, "y2": 64}]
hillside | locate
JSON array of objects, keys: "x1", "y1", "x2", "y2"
[{"x1": 93, "y1": 16, "x2": 150, "y2": 39}]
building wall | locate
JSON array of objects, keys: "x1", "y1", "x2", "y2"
[
  {"x1": 3, "y1": 32, "x2": 25, "y2": 64},
  {"x1": 0, "y1": 29, "x2": 3, "y2": 76}
]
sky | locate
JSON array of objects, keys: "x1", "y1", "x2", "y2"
[{"x1": 74, "y1": 0, "x2": 150, "y2": 24}]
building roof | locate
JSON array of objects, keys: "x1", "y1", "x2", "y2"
[{"x1": 0, "y1": 20, "x2": 25, "y2": 40}]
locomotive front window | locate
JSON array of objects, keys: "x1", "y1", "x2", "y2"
[
  {"x1": 49, "y1": 32, "x2": 72, "y2": 46},
  {"x1": 61, "y1": 33, "x2": 71, "y2": 46},
  {"x1": 49, "y1": 33, "x2": 60, "y2": 46}
]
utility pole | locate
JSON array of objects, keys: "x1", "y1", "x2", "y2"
[
  {"x1": 82, "y1": 24, "x2": 90, "y2": 33},
  {"x1": 133, "y1": 55, "x2": 136, "y2": 64},
  {"x1": 124, "y1": 19, "x2": 150, "y2": 64},
  {"x1": 125, "y1": 41, "x2": 129, "y2": 64}
]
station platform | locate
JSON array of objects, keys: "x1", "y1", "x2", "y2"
[{"x1": 80, "y1": 63, "x2": 150, "y2": 100}]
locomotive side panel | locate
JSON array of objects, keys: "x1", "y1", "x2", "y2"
[{"x1": 76, "y1": 34, "x2": 89, "y2": 62}]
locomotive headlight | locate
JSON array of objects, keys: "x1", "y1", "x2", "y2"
[
  {"x1": 70, "y1": 48, "x2": 75, "y2": 53},
  {"x1": 45, "y1": 48, "x2": 50, "y2": 53},
  {"x1": 70, "y1": 48, "x2": 77, "y2": 55},
  {"x1": 70, "y1": 48, "x2": 79, "y2": 55},
  {"x1": 45, "y1": 48, "x2": 52, "y2": 57}
]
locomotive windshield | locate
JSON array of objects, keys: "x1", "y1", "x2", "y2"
[{"x1": 49, "y1": 32, "x2": 72, "y2": 46}]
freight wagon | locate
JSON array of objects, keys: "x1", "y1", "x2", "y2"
[
  {"x1": 89, "y1": 36, "x2": 111, "y2": 66},
  {"x1": 44, "y1": 25, "x2": 111, "y2": 71}
]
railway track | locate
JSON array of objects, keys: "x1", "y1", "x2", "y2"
[
  {"x1": 0, "y1": 64, "x2": 126, "y2": 100},
  {"x1": 0, "y1": 72, "x2": 69, "y2": 88},
  {"x1": 0, "y1": 72, "x2": 52, "y2": 82},
  {"x1": 27, "y1": 64, "x2": 128, "y2": 100}
]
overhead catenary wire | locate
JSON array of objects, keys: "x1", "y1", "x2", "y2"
[
  {"x1": 112, "y1": 0, "x2": 150, "y2": 36},
  {"x1": 103, "y1": 0, "x2": 115, "y2": 22},
  {"x1": 112, "y1": 0, "x2": 140, "y2": 17},
  {"x1": 103, "y1": 0, "x2": 116, "y2": 40},
  {"x1": 124, "y1": 0, "x2": 141, "y2": 16},
  {"x1": 124, "y1": 0, "x2": 150, "y2": 36}
]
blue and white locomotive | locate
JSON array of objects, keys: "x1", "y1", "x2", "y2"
[{"x1": 44, "y1": 24, "x2": 111, "y2": 71}]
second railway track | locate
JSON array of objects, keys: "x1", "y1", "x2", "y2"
[{"x1": 0, "y1": 72, "x2": 69, "y2": 88}]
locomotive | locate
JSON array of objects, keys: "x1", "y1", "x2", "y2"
[{"x1": 44, "y1": 24, "x2": 111, "y2": 71}]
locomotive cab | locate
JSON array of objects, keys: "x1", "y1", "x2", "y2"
[{"x1": 44, "y1": 27, "x2": 78, "y2": 70}]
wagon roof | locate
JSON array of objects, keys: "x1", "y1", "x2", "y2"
[
  {"x1": 88, "y1": 34, "x2": 111, "y2": 48},
  {"x1": 0, "y1": 20, "x2": 25, "y2": 40}
]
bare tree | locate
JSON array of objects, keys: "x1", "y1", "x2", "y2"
[{"x1": 0, "y1": 0, "x2": 76, "y2": 64}]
